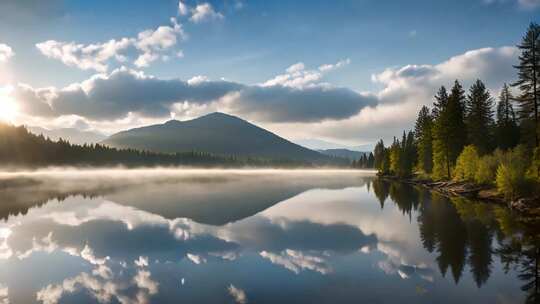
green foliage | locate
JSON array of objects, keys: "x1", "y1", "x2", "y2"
[
  {"x1": 496, "y1": 145, "x2": 531, "y2": 200},
  {"x1": 474, "y1": 153, "x2": 501, "y2": 185},
  {"x1": 513, "y1": 22, "x2": 540, "y2": 147},
  {"x1": 495, "y1": 84, "x2": 520, "y2": 150},
  {"x1": 465, "y1": 79, "x2": 494, "y2": 154},
  {"x1": 432, "y1": 81, "x2": 467, "y2": 180},
  {"x1": 453, "y1": 145, "x2": 480, "y2": 182},
  {"x1": 415, "y1": 106, "x2": 433, "y2": 174},
  {"x1": 352, "y1": 152, "x2": 374, "y2": 169}
]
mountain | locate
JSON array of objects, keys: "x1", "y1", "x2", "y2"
[
  {"x1": 318, "y1": 149, "x2": 367, "y2": 160},
  {"x1": 28, "y1": 126, "x2": 107, "y2": 145},
  {"x1": 102, "y1": 112, "x2": 341, "y2": 164},
  {"x1": 296, "y1": 138, "x2": 374, "y2": 152}
]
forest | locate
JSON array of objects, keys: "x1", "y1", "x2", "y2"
[
  {"x1": 0, "y1": 123, "x2": 316, "y2": 168},
  {"x1": 373, "y1": 23, "x2": 540, "y2": 201}
]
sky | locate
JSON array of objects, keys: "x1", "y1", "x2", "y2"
[{"x1": 0, "y1": 0, "x2": 538, "y2": 149}]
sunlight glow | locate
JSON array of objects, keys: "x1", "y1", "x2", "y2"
[{"x1": 0, "y1": 87, "x2": 17, "y2": 123}]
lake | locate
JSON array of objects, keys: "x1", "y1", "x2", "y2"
[{"x1": 0, "y1": 169, "x2": 536, "y2": 303}]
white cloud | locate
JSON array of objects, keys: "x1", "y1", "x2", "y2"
[
  {"x1": 189, "y1": 3, "x2": 224, "y2": 23},
  {"x1": 36, "y1": 18, "x2": 185, "y2": 71},
  {"x1": 260, "y1": 249, "x2": 332, "y2": 274},
  {"x1": 318, "y1": 58, "x2": 350, "y2": 72},
  {"x1": 178, "y1": 0, "x2": 189, "y2": 15},
  {"x1": 134, "y1": 256, "x2": 149, "y2": 267},
  {"x1": 187, "y1": 253, "x2": 206, "y2": 264},
  {"x1": 0, "y1": 43, "x2": 14, "y2": 63},
  {"x1": 36, "y1": 268, "x2": 159, "y2": 304},
  {"x1": 228, "y1": 284, "x2": 247, "y2": 304},
  {"x1": 12, "y1": 63, "x2": 374, "y2": 123},
  {"x1": 263, "y1": 59, "x2": 350, "y2": 88}
]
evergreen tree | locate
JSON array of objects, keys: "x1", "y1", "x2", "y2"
[
  {"x1": 374, "y1": 140, "x2": 386, "y2": 172},
  {"x1": 432, "y1": 80, "x2": 467, "y2": 179},
  {"x1": 466, "y1": 79, "x2": 494, "y2": 154},
  {"x1": 415, "y1": 105, "x2": 434, "y2": 174},
  {"x1": 513, "y1": 22, "x2": 540, "y2": 147},
  {"x1": 432, "y1": 86, "x2": 449, "y2": 119},
  {"x1": 496, "y1": 83, "x2": 520, "y2": 149}
]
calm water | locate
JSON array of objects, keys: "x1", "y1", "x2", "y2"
[{"x1": 0, "y1": 169, "x2": 537, "y2": 304}]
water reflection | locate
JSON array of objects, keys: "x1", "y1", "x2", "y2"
[{"x1": 0, "y1": 170, "x2": 536, "y2": 303}]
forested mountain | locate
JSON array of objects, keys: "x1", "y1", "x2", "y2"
[
  {"x1": 0, "y1": 123, "x2": 316, "y2": 168},
  {"x1": 103, "y1": 112, "x2": 341, "y2": 164}
]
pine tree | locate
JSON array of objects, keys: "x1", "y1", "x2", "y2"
[
  {"x1": 432, "y1": 80, "x2": 467, "y2": 179},
  {"x1": 432, "y1": 86, "x2": 449, "y2": 119},
  {"x1": 415, "y1": 105, "x2": 433, "y2": 174},
  {"x1": 374, "y1": 140, "x2": 386, "y2": 172},
  {"x1": 496, "y1": 83, "x2": 520, "y2": 149},
  {"x1": 513, "y1": 22, "x2": 540, "y2": 147},
  {"x1": 466, "y1": 79, "x2": 494, "y2": 154}
]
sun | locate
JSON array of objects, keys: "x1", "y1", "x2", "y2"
[{"x1": 0, "y1": 88, "x2": 18, "y2": 123}]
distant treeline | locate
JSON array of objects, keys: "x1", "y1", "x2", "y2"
[
  {"x1": 373, "y1": 22, "x2": 540, "y2": 200},
  {"x1": 0, "y1": 124, "x2": 323, "y2": 168},
  {"x1": 351, "y1": 152, "x2": 374, "y2": 169}
]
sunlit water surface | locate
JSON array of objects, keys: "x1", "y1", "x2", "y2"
[{"x1": 0, "y1": 169, "x2": 536, "y2": 303}]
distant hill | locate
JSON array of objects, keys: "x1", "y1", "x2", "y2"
[
  {"x1": 102, "y1": 112, "x2": 342, "y2": 164},
  {"x1": 28, "y1": 126, "x2": 106, "y2": 145},
  {"x1": 296, "y1": 138, "x2": 373, "y2": 153},
  {"x1": 318, "y1": 149, "x2": 367, "y2": 160}
]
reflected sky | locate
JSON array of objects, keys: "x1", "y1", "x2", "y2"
[{"x1": 0, "y1": 169, "x2": 534, "y2": 303}]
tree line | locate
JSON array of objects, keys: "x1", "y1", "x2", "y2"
[
  {"x1": 351, "y1": 152, "x2": 375, "y2": 169},
  {"x1": 373, "y1": 22, "x2": 540, "y2": 200},
  {"x1": 0, "y1": 123, "x2": 317, "y2": 168}
]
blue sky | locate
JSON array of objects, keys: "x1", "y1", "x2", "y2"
[{"x1": 0, "y1": 0, "x2": 537, "y2": 148}]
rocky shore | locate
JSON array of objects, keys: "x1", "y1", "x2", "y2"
[{"x1": 380, "y1": 175, "x2": 540, "y2": 216}]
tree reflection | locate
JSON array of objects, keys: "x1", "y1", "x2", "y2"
[
  {"x1": 497, "y1": 218, "x2": 540, "y2": 304},
  {"x1": 375, "y1": 178, "x2": 539, "y2": 300}
]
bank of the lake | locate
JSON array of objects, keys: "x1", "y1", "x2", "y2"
[{"x1": 379, "y1": 174, "x2": 540, "y2": 216}]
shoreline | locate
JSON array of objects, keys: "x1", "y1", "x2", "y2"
[{"x1": 379, "y1": 175, "x2": 540, "y2": 216}]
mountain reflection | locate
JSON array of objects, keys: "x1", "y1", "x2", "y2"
[{"x1": 0, "y1": 170, "x2": 536, "y2": 303}]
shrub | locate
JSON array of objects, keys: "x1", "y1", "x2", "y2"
[
  {"x1": 474, "y1": 154, "x2": 500, "y2": 185},
  {"x1": 453, "y1": 145, "x2": 479, "y2": 182},
  {"x1": 495, "y1": 145, "x2": 531, "y2": 200}
]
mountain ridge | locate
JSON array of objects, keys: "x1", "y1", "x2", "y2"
[{"x1": 102, "y1": 112, "x2": 344, "y2": 164}]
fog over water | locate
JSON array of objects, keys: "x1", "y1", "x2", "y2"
[{"x1": 0, "y1": 169, "x2": 534, "y2": 303}]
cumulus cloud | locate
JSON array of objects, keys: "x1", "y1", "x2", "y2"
[
  {"x1": 36, "y1": 268, "x2": 159, "y2": 304},
  {"x1": 228, "y1": 284, "x2": 247, "y2": 304},
  {"x1": 0, "y1": 44, "x2": 14, "y2": 63},
  {"x1": 373, "y1": 46, "x2": 518, "y2": 107},
  {"x1": 189, "y1": 3, "x2": 224, "y2": 23},
  {"x1": 12, "y1": 61, "x2": 374, "y2": 123},
  {"x1": 260, "y1": 249, "x2": 332, "y2": 274},
  {"x1": 263, "y1": 58, "x2": 350, "y2": 88},
  {"x1": 178, "y1": 0, "x2": 189, "y2": 15},
  {"x1": 36, "y1": 18, "x2": 185, "y2": 71},
  {"x1": 11, "y1": 46, "x2": 519, "y2": 145}
]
